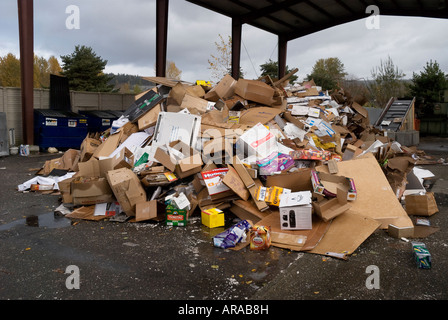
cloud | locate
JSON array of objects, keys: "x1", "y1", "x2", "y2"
[{"x1": 1, "y1": 0, "x2": 447, "y2": 84}]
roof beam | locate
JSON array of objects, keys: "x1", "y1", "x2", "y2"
[
  {"x1": 283, "y1": 7, "x2": 448, "y2": 41},
  {"x1": 304, "y1": 0, "x2": 335, "y2": 20},
  {"x1": 335, "y1": 0, "x2": 356, "y2": 14},
  {"x1": 239, "y1": 0, "x2": 305, "y2": 24}
]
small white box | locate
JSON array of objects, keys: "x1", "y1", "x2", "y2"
[
  {"x1": 279, "y1": 191, "x2": 312, "y2": 230},
  {"x1": 236, "y1": 122, "x2": 277, "y2": 159}
]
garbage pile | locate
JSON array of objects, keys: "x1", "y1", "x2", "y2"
[{"x1": 18, "y1": 73, "x2": 440, "y2": 261}]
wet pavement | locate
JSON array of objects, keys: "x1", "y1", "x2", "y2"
[{"x1": 0, "y1": 136, "x2": 447, "y2": 312}]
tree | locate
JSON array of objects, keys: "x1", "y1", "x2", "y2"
[
  {"x1": 207, "y1": 34, "x2": 243, "y2": 83},
  {"x1": 259, "y1": 59, "x2": 298, "y2": 84},
  {"x1": 60, "y1": 45, "x2": 113, "y2": 92},
  {"x1": 368, "y1": 56, "x2": 407, "y2": 108},
  {"x1": 34, "y1": 54, "x2": 49, "y2": 88},
  {"x1": 48, "y1": 56, "x2": 62, "y2": 75},
  {"x1": 409, "y1": 60, "x2": 448, "y2": 116},
  {"x1": 34, "y1": 55, "x2": 63, "y2": 88},
  {"x1": 0, "y1": 53, "x2": 21, "y2": 87},
  {"x1": 133, "y1": 84, "x2": 143, "y2": 94},
  {"x1": 306, "y1": 57, "x2": 347, "y2": 91},
  {"x1": 166, "y1": 60, "x2": 182, "y2": 80}
]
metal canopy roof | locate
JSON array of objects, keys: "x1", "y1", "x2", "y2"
[{"x1": 186, "y1": 0, "x2": 448, "y2": 41}]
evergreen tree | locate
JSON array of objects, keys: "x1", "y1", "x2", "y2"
[
  {"x1": 409, "y1": 60, "x2": 448, "y2": 115},
  {"x1": 259, "y1": 59, "x2": 298, "y2": 84},
  {"x1": 368, "y1": 56, "x2": 407, "y2": 108},
  {"x1": 60, "y1": 45, "x2": 113, "y2": 92}
]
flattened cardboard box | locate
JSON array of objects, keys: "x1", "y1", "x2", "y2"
[
  {"x1": 309, "y1": 211, "x2": 381, "y2": 259},
  {"x1": 106, "y1": 167, "x2": 147, "y2": 216},
  {"x1": 316, "y1": 153, "x2": 413, "y2": 229},
  {"x1": 38, "y1": 148, "x2": 80, "y2": 175}
]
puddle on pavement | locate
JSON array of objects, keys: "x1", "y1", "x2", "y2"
[{"x1": 0, "y1": 212, "x2": 72, "y2": 231}]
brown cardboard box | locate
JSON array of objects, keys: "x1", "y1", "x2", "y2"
[
  {"x1": 312, "y1": 188, "x2": 352, "y2": 222},
  {"x1": 234, "y1": 79, "x2": 275, "y2": 106},
  {"x1": 405, "y1": 192, "x2": 439, "y2": 216},
  {"x1": 137, "y1": 104, "x2": 161, "y2": 130},
  {"x1": 135, "y1": 200, "x2": 165, "y2": 222},
  {"x1": 92, "y1": 131, "x2": 123, "y2": 159},
  {"x1": 204, "y1": 74, "x2": 237, "y2": 101},
  {"x1": 311, "y1": 170, "x2": 357, "y2": 201},
  {"x1": 238, "y1": 107, "x2": 282, "y2": 126},
  {"x1": 71, "y1": 176, "x2": 115, "y2": 206},
  {"x1": 180, "y1": 94, "x2": 214, "y2": 114},
  {"x1": 106, "y1": 168, "x2": 147, "y2": 216},
  {"x1": 169, "y1": 82, "x2": 206, "y2": 105},
  {"x1": 80, "y1": 136, "x2": 102, "y2": 162},
  {"x1": 70, "y1": 158, "x2": 115, "y2": 205},
  {"x1": 99, "y1": 147, "x2": 134, "y2": 177},
  {"x1": 388, "y1": 224, "x2": 414, "y2": 238},
  {"x1": 154, "y1": 140, "x2": 203, "y2": 179},
  {"x1": 265, "y1": 168, "x2": 312, "y2": 192},
  {"x1": 222, "y1": 165, "x2": 250, "y2": 201},
  {"x1": 58, "y1": 177, "x2": 75, "y2": 203},
  {"x1": 38, "y1": 149, "x2": 80, "y2": 175}
]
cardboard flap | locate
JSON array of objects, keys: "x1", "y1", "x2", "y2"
[
  {"x1": 78, "y1": 158, "x2": 101, "y2": 177},
  {"x1": 71, "y1": 177, "x2": 112, "y2": 197},
  {"x1": 266, "y1": 168, "x2": 312, "y2": 192},
  {"x1": 93, "y1": 131, "x2": 123, "y2": 159},
  {"x1": 126, "y1": 180, "x2": 147, "y2": 206},
  {"x1": 154, "y1": 147, "x2": 177, "y2": 172},
  {"x1": 222, "y1": 165, "x2": 250, "y2": 201},
  {"x1": 239, "y1": 107, "x2": 282, "y2": 125},
  {"x1": 178, "y1": 153, "x2": 203, "y2": 172}
]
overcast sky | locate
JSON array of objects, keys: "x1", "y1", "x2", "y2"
[{"x1": 1, "y1": 0, "x2": 447, "y2": 84}]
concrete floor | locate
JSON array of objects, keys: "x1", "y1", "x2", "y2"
[{"x1": 0, "y1": 136, "x2": 447, "y2": 312}]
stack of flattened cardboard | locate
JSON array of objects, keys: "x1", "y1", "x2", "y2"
[{"x1": 27, "y1": 73, "x2": 436, "y2": 260}]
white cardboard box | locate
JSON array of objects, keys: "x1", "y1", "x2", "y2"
[
  {"x1": 279, "y1": 191, "x2": 312, "y2": 230},
  {"x1": 152, "y1": 111, "x2": 201, "y2": 148},
  {"x1": 236, "y1": 122, "x2": 278, "y2": 159}
]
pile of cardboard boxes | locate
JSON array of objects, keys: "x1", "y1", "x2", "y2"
[{"x1": 30, "y1": 73, "x2": 439, "y2": 259}]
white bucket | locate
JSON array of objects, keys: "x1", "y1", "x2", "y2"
[{"x1": 10, "y1": 146, "x2": 18, "y2": 155}]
